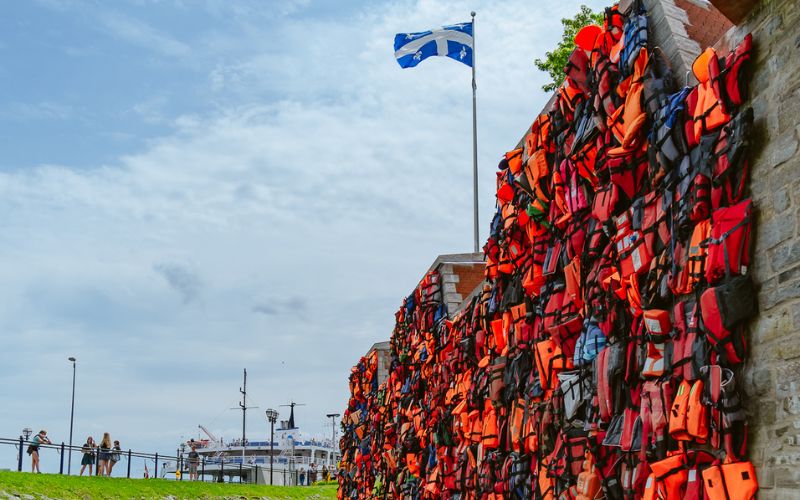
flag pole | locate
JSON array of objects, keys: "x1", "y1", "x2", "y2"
[{"x1": 470, "y1": 11, "x2": 479, "y2": 254}]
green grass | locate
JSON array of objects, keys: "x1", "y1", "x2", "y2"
[{"x1": 0, "y1": 471, "x2": 338, "y2": 499}]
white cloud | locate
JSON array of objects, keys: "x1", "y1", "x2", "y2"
[{"x1": 98, "y1": 11, "x2": 191, "y2": 57}]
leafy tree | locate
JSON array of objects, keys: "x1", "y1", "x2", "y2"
[{"x1": 534, "y1": 5, "x2": 604, "y2": 92}]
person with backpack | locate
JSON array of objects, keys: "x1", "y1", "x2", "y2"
[
  {"x1": 27, "y1": 430, "x2": 51, "y2": 473},
  {"x1": 79, "y1": 436, "x2": 96, "y2": 476},
  {"x1": 107, "y1": 440, "x2": 122, "y2": 476}
]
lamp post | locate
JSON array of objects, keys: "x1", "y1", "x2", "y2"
[
  {"x1": 265, "y1": 409, "x2": 278, "y2": 485},
  {"x1": 326, "y1": 413, "x2": 340, "y2": 477},
  {"x1": 179, "y1": 442, "x2": 186, "y2": 481},
  {"x1": 67, "y1": 357, "x2": 76, "y2": 475},
  {"x1": 22, "y1": 428, "x2": 32, "y2": 441}
]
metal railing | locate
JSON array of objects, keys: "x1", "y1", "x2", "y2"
[{"x1": 1, "y1": 437, "x2": 336, "y2": 486}]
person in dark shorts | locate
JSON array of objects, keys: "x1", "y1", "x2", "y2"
[
  {"x1": 97, "y1": 433, "x2": 112, "y2": 476},
  {"x1": 28, "y1": 430, "x2": 51, "y2": 473},
  {"x1": 79, "y1": 436, "x2": 96, "y2": 476}
]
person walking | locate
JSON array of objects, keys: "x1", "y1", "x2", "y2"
[
  {"x1": 97, "y1": 433, "x2": 112, "y2": 476},
  {"x1": 299, "y1": 467, "x2": 306, "y2": 486},
  {"x1": 79, "y1": 436, "x2": 96, "y2": 476},
  {"x1": 107, "y1": 440, "x2": 122, "y2": 476},
  {"x1": 187, "y1": 444, "x2": 200, "y2": 481},
  {"x1": 322, "y1": 463, "x2": 329, "y2": 482},
  {"x1": 28, "y1": 430, "x2": 51, "y2": 473}
]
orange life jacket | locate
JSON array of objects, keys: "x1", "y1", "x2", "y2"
[
  {"x1": 481, "y1": 400, "x2": 499, "y2": 450},
  {"x1": 691, "y1": 48, "x2": 730, "y2": 144},
  {"x1": 672, "y1": 219, "x2": 710, "y2": 295},
  {"x1": 644, "y1": 453, "x2": 688, "y2": 500},
  {"x1": 608, "y1": 47, "x2": 649, "y2": 155},
  {"x1": 669, "y1": 380, "x2": 692, "y2": 441},
  {"x1": 702, "y1": 461, "x2": 758, "y2": 500}
]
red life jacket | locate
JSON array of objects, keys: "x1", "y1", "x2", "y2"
[
  {"x1": 614, "y1": 208, "x2": 653, "y2": 279},
  {"x1": 704, "y1": 198, "x2": 752, "y2": 284},
  {"x1": 640, "y1": 380, "x2": 673, "y2": 462}
]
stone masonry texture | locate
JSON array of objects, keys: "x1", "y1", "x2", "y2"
[{"x1": 726, "y1": 0, "x2": 800, "y2": 497}]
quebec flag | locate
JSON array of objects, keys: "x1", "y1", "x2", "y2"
[{"x1": 394, "y1": 22, "x2": 473, "y2": 69}]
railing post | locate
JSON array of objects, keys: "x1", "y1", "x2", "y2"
[
  {"x1": 154, "y1": 453, "x2": 158, "y2": 479},
  {"x1": 255, "y1": 465, "x2": 259, "y2": 485},
  {"x1": 179, "y1": 454, "x2": 183, "y2": 481},
  {"x1": 127, "y1": 450, "x2": 132, "y2": 478},
  {"x1": 201, "y1": 456, "x2": 205, "y2": 482},
  {"x1": 60, "y1": 442, "x2": 65, "y2": 474},
  {"x1": 17, "y1": 436, "x2": 23, "y2": 472},
  {"x1": 239, "y1": 462, "x2": 242, "y2": 483},
  {"x1": 220, "y1": 459, "x2": 224, "y2": 483}
]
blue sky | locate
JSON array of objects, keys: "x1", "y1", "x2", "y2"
[{"x1": 0, "y1": 0, "x2": 608, "y2": 473}]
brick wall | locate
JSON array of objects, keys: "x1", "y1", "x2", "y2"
[{"x1": 723, "y1": 0, "x2": 800, "y2": 496}]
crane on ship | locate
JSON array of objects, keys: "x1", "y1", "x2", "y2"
[{"x1": 198, "y1": 425, "x2": 226, "y2": 460}]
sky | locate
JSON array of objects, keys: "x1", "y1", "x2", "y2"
[{"x1": 0, "y1": 0, "x2": 608, "y2": 473}]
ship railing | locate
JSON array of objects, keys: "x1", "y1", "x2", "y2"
[{"x1": 217, "y1": 439, "x2": 334, "y2": 449}]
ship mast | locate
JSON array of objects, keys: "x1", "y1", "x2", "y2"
[
  {"x1": 280, "y1": 401, "x2": 305, "y2": 429},
  {"x1": 233, "y1": 368, "x2": 257, "y2": 463}
]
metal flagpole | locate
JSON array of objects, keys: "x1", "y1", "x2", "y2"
[{"x1": 470, "y1": 11, "x2": 479, "y2": 254}]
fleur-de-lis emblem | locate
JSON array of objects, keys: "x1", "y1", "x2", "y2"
[
  {"x1": 413, "y1": 51, "x2": 422, "y2": 61},
  {"x1": 459, "y1": 47, "x2": 467, "y2": 60}
]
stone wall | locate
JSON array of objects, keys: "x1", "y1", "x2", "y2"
[{"x1": 725, "y1": 0, "x2": 800, "y2": 496}]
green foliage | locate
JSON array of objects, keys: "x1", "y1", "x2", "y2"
[
  {"x1": 534, "y1": 5, "x2": 605, "y2": 92},
  {"x1": 0, "y1": 471, "x2": 338, "y2": 499}
]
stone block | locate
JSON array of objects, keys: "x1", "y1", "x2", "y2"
[
  {"x1": 441, "y1": 273, "x2": 459, "y2": 284},
  {"x1": 751, "y1": 304, "x2": 792, "y2": 343},
  {"x1": 775, "y1": 465, "x2": 800, "y2": 487},
  {"x1": 768, "y1": 240, "x2": 800, "y2": 274},
  {"x1": 773, "y1": 188, "x2": 791, "y2": 213},
  {"x1": 760, "y1": 465, "x2": 776, "y2": 489},
  {"x1": 779, "y1": 265, "x2": 800, "y2": 284},
  {"x1": 794, "y1": 301, "x2": 800, "y2": 330},
  {"x1": 745, "y1": 366, "x2": 773, "y2": 396},
  {"x1": 757, "y1": 209, "x2": 795, "y2": 250}
]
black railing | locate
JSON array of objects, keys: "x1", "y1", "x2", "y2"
[{"x1": 1, "y1": 437, "x2": 336, "y2": 486}]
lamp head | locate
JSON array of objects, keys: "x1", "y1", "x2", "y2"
[{"x1": 68, "y1": 357, "x2": 76, "y2": 362}]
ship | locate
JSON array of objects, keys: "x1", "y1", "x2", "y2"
[{"x1": 164, "y1": 370, "x2": 340, "y2": 485}]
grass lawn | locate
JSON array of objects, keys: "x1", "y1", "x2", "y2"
[{"x1": 0, "y1": 471, "x2": 338, "y2": 499}]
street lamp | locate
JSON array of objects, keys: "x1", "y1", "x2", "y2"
[
  {"x1": 67, "y1": 357, "x2": 76, "y2": 475},
  {"x1": 22, "y1": 428, "x2": 32, "y2": 441},
  {"x1": 179, "y1": 442, "x2": 186, "y2": 481},
  {"x1": 326, "y1": 413, "x2": 340, "y2": 478},
  {"x1": 265, "y1": 409, "x2": 278, "y2": 485}
]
